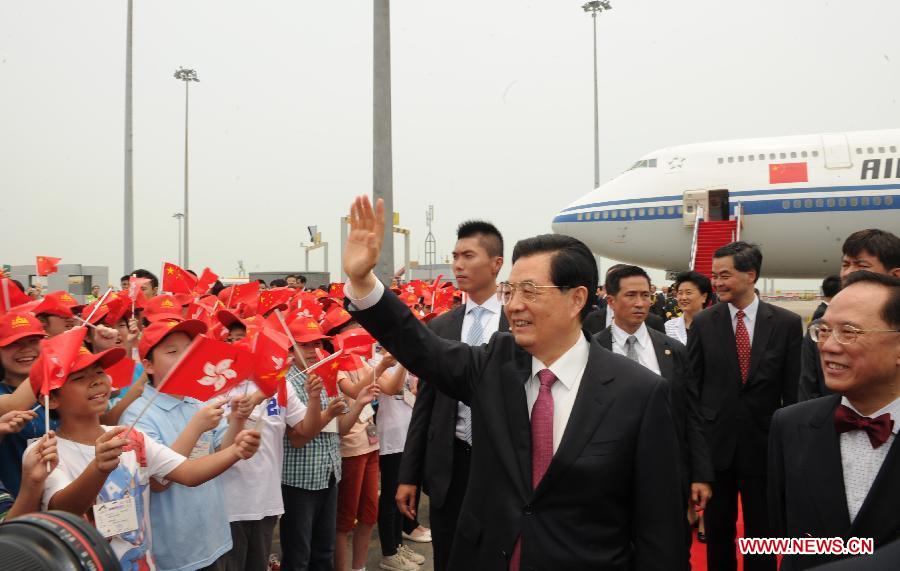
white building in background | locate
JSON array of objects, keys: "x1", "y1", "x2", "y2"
[{"x1": 9, "y1": 264, "x2": 109, "y2": 302}]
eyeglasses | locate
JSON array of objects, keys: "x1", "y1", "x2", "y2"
[
  {"x1": 808, "y1": 320, "x2": 900, "y2": 345},
  {"x1": 496, "y1": 281, "x2": 568, "y2": 305}
]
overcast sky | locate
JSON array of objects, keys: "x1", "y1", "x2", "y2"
[{"x1": 2, "y1": 1, "x2": 898, "y2": 289}]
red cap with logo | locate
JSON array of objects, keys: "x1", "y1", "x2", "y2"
[
  {"x1": 141, "y1": 295, "x2": 186, "y2": 323},
  {"x1": 289, "y1": 317, "x2": 330, "y2": 344},
  {"x1": 33, "y1": 295, "x2": 75, "y2": 318},
  {"x1": 0, "y1": 313, "x2": 46, "y2": 347},
  {"x1": 319, "y1": 305, "x2": 352, "y2": 335},
  {"x1": 138, "y1": 319, "x2": 208, "y2": 360}
]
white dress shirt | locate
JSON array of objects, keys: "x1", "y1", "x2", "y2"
[
  {"x1": 727, "y1": 295, "x2": 760, "y2": 344},
  {"x1": 664, "y1": 316, "x2": 688, "y2": 345},
  {"x1": 525, "y1": 336, "x2": 590, "y2": 454},
  {"x1": 839, "y1": 396, "x2": 900, "y2": 523},
  {"x1": 610, "y1": 322, "x2": 661, "y2": 375},
  {"x1": 605, "y1": 308, "x2": 614, "y2": 328},
  {"x1": 456, "y1": 295, "x2": 502, "y2": 442}
]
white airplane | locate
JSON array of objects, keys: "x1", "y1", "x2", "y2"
[{"x1": 552, "y1": 129, "x2": 900, "y2": 278}]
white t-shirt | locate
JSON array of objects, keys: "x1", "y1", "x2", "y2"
[
  {"x1": 220, "y1": 380, "x2": 308, "y2": 521},
  {"x1": 35, "y1": 427, "x2": 186, "y2": 571},
  {"x1": 371, "y1": 354, "x2": 414, "y2": 456}
]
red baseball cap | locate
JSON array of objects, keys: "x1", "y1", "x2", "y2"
[
  {"x1": 44, "y1": 291, "x2": 79, "y2": 307},
  {"x1": 0, "y1": 313, "x2": 46, "y2": 347},
  {"x1": 33, "y1": 296, "x2": 75, "y2": 319},
  {"x1": 29, "y1": 345, "x2": 127, "y2": 392},
  {"x1": 289, "y1": 317, "x2": 330, "y2": 344},
  {"x1": 319, "y1": 305, "x2": 352, "y2": 335},
  {"x1": 141, "y1": 295, "x2": 185, "y2": 323},
  {"x1": 138, "y1": 318, "x2": 207, "y2": 360}
]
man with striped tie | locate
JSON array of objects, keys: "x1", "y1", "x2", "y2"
[
  {"x1": 395, "y1": 220, "x2": 508, "y2": 571},
  {"x1": 343, "y1": 196, "x2": 684, "y2": 570}
]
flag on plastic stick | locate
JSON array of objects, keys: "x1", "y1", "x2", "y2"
[
  {"x1": 333, "y1": 329, "x2": 376, "y2": 359},
  {"x1": 338, "y1": 352, "x2": 366, "y2": 373},
  {"x1": 36, "y1": 327, "x2": 88, "y2": 396},
  {"x1": 157, "y1": 335, "x2": 253, "y2": 401},
  {"x1": 328, "y1": 283, "x2": 344, "y2": 299},
  {"x1": 251, "y1": 329, "x2": 292, "y2": 405},
  {"x1": 258, "y1": 287, "x2": 294, "y2": 316},
  {"x1": 310, "y1": 348, "x2": 343, "y2": 397},
  {"x1": 0, "y1": 278, "x2": 32, "y2": 314},
  {"x1": 128, "y1": 276, "x2": 150, "y2": 300},
  {"x1": 107, "y1": 357, "x2": 137, "y2": 389},
  {"x1": 218, "y1": 281, "x2": 260, "y2": 311},
  {"x1": 191, "y1": 268, "x2": 219, "y2": 297},
  {"x1": 162, "y1": 262, "x2": 198, "y2": 295},
  {"x1": 36, "y1": 256, "x2": 62, "y2": 277}
]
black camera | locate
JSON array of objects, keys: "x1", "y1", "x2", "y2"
[{"x1": 0, "y1": 510, "x2": 118, "y2": 570}]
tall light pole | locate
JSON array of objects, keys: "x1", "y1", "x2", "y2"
[
  {"x1": 123, "y1": 0, "x2": 134, "y2": 274},
  {"x1": 582, "y1": 1, "x2": 611, "y2": 189},
  {"x1": 174, "y1": 67, "x2": 199, "y2": 268},
  {"x1": 173, "y1": 213, "x2": 185, "y2": 266},
  {"x1": 373, "y1": 0, "x2": 394, "y2": 284}
]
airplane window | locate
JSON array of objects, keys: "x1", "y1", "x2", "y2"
[
  {"x1": 856, "y1": 148, "x2": 863, "y2": 155},
  {"x1": 648, "y1": 159, "x2": 657, "y2": 167},
  {"x1": 850, "y1": 198, "x2": 858, "y2": 207},
  {"x1": 738, "y1": 156, "x2": 744, "y2": 162},
  {"x1": 816, "y1": 199, "x2": 824, "y2": 208},
  {"x1": 782, "y1": 200, "x2": 790, "y2": 209},
  {"x1": 718, "y1": 158, "x2": 724, "y2": 164},
  {"x1": 873, "y1": 197, "x2": 882, "y2": 206},
  {"x1": 867, "y1": 147, "x2": 874, "y2": 154},
  {"x1": 728, "y1": 157, "x2": 734, "y2": 163},
  {"x1": 611, "y1": 210, "x2": 618, "y2": 219},
  {"x1": 890, "y1": 146, "x2": 897, "y2": 153},
  {"x1": 629, "y1": 209, "x2": 637, "y2": 217},
  {"x1": 790, "y1": 152, "x2": 797, "y2": 159},
  {"x1": 769, "y1": 153, "x2": 776, "y2": 160},
  {"x1": 577, "y1": 213, "x2": 584, "y2": 221},
  {"x1": 839, "y1": 198, "x2": 847, "y2": 207},
  {"x1": 759, "y1": 154, "x2": 765, "y2": 160},
  {"x1": 878, "y1": 147, "x2": 885, "y2": 153},
  {"x1": 801, "y1": 151, "x2": 808, "y2": 158},
  {"x1": 676, "y1": 206, "x2": 683, "y2": 214},
  {"x1": 749, "y1": 155, "x2": 755, "y2": 161},
  {"x1": 804, "y1": 199, "x2": 813, "y2": 208},
  {"x1": 827, "y1": 198, "x2": 835, "y2": 207},
  {"x1": 793, "y1": 200, "x2": 802, "y2": 209},
  {"x1": 812, "y1": 150, "x2": 819, "y2": 157},
  {"x1": 639, "y1": 208, "x2": 646, "y2": 216},
  {"x1": 648, "y1": 207, "x2": 655, "y2": 215},
  {"x1": 886, "y1": 196, "x2": 894, "y2": 206},
  {"x1": 620, "y1": 209, "x2": 627, "y2": 218},
  {"x1": 861, "y1": 197, "x2": 870, "y2": 206},
  {"x1": 667, "y1": 206, "x2": 675, "y2": 215},
  {"x1": 779, "y1": 153, "x2": 787, "y2": 159},
  {"x1": 602, "y1": 211, "x2": 609, "y2": 219}
]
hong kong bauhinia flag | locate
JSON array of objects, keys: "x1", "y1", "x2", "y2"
[{"x1": 158, "y1": 335, "x2": 253, "y2": 401}]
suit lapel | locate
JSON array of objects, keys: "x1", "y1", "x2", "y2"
[
  {"x1": 532, "y1": 342, "x2": 615, "y2": 501},
  {"x1": 595, "y1": 327, "x2": 613, "y2": 351},
  {"x1": 746, "y1": 302, "x2": 773, "y2": 384},
  {"x1": 498, "y1": 311, "x2": 510, "y2": 333},
  {"x1": 448, "y1": 306, "x2": 465, "y2": 341},
  {"x1": 649, "y1": 330, "x2": 675, "y2": 381},
  {"x1": 802, "y1": 396, "x2": 852, "y2": 534},
  {"x1": 499, "y1": 347, "x2": 534, "y2": 497},
  {"x1": 850, "y1": 433, "x2": 900, "y2": 537}
]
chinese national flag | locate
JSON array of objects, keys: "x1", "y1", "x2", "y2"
[
  {"x1": 328, "y1": 283, "x2": 344, "y2": 299},
  {"x1": 37, "y1": 327, "x2": 88, "y2": 396},
  {"x1": 0, "y1": 278, "x2": 33, "y2": 314},
  {"x1": 36, "y1": 256, "x2": 62, "y2": 277},
  {"x1": 312, "y1": 348, "x2": 342, "y2": 397},
  {"x1": 251, "y1": 329, "x2": 292, "y2": 405},
  {"x1": 162, "y1": 262, "x2": 198, "y2": 295},
  {"x1": 338, "y1": 353, "x2": 366, "y2": 373},
  {"x1": 258, "y1": 287, "x2": 295, "y2": 316},
  {"x1": 333, "y1": 328, "x2": 375, "y2": 359},
  {"x1": 769, "y1": 162, "x2": 808, "y2": 184},
  {"x1": 158, "y1": 335, "x2": 253, "y2": 401},
  {"x1": 219, "y1": 281, "x2": 260, "y2": 310},
  {"x1": 107, "y1": 357, "x2": 137, "y2": 389},
  {"x1": 191, "y1": 268, "x2": 219, "y2": 296}
]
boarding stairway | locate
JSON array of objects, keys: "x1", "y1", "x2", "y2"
[{"x1": 689, "y1": 204, "x2": 741, "y2": 278}]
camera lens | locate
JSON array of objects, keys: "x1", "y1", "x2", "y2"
[{"x1": 0, "y1": 510, "x2": 119, "y2": 570}]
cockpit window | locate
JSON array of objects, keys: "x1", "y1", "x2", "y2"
[{"x1": 628, "y1": 158, "x2": 658, "y2": 171}]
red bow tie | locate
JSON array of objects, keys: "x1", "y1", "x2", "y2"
[{"x1": 834, "y1": 404, "x2": 895, "y2": 449}]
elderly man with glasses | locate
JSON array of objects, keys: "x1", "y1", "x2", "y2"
[{"x1": 768, "y1": 271, "x2": 900, "y2": 570}]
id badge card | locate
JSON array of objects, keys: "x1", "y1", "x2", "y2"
[
  {"x1": 402, "y1": 388, "x2": 416, "y2": 408},
  {"x1": 322, "y1": 418, "x2": 339, "y2": 433},
  {"x1": 358, "y1": 403, "x2": 375, "y2": 423},
  {"x1": 189, "y1": 438, "x2": 212, "y2": 460},
  {"x1": 93, "y1": 496, "x2": 139, "y2": 538}
]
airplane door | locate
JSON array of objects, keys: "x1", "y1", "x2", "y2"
[
  {"x1": 821, "y1": 133, "x2": 852, "y2": 169},
  {"x1": 682, "y1": 190, "x2": 708, "y2": 226},
  {"x1": 707, "y1": 189, "x2": 729, "y2": 221}
]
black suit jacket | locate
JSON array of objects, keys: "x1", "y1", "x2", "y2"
[
  {"x1": 594, "y1": 326, "x2": 713, "y2": 492},
  {"x1": 350, "y1": 290, "x2": 684, "y2": 570},
  {"x1": 583, "y1": 306, "x2": 665, "y2": 336},
  {"x1": 768, "y1": 395, "x2": 900, "y2": 570},
  {"x1": 687, "y1": 300, "x2": 802, "y2": 475},
  {"x1": 398, "y1": 305, "x2": 509, "y2": 507}
]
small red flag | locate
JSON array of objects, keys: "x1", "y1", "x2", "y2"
[
  {"x1": 36, "y1": 327, "x2": 88, "y2": 396},
  {"x1": 107, "y1": 357, "x2": 137, "y2": 389},
  {"x1": 338, "y1": 353, "x2": 366, "y2": 373},
  {"x1": 328, "y1": 283, "x2": 345, "y2": 299},
  {"x1": 258, "y1": 287, "x2": 295, "y2": 316},
  {"x1": 162, "y1": 262, "x2": 198, "y2": 295},
  {"x1": 312, "y1": 348, "x2": 342, "y2": 397},
  {"x1": 251, "y1": 329, "x2": 291, "y2": 405},
  {"x1": 191, "y1": 268, "x2": 219, "y2": 296},
  {"x1": 36, "y1": 256, "x2": 62, "y2": 277},
  {"x1": 157, "y1": 335, "x2": 253, "y2": 401},
  {"x1": 769, "y1": 162, "x2": 808, "y2": 184},
  {"x1": 0, "y1": 279, "x2": 33, "y2": 314},
  {"x1": 333, "y1": 328, "x2": 375, "y2": 359},
  {"x1": 218, "y1": 281, "x2": 260, "y2": 310}
]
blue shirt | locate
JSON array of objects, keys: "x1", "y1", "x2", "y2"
[
  {"x1": 120, "y1": 384, "x2": 230, "y2": 571},
  {"x1": 0, "y1": 382, "x2": 59, "y2": 496}
]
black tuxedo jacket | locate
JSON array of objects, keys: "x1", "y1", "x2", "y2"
[
  {"x1": 350, "y1": 290, "x2": 684, "y2": 570},
  {"x1": 398, "y1": 304, "x2": 509, "y2": 507},
  {"x1": 687, "y1": 300, "x2": 802, "y2": 475},
  {"x1": 594, "y1": 326, "x2": 713, "y2": 491},
  {"x1": 768, "y1": 395, "x2": 900, "y2": 570},
  {"x1": 583, "y1": 306, "x2": 665, "y2": 336}
]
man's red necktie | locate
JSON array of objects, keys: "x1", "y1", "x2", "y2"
[
  {"x1": 834, "y1": 404, "x2": 894, "y2": 448},
  {"x1": 735, "y1": 309, "x2": 751, "y2": 383},
  {"x1": 510, "y1": 368, "x2": 558, "y2": 571}
]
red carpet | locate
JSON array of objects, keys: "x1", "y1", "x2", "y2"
[{"x1": 689, "y1": 500, "x2": 745, "y2": 571}]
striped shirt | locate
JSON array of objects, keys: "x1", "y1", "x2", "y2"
[{"x1": 281, "y1": 367, "x2": 342, "y2": 490}]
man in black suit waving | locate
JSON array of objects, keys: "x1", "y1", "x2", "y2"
[
  {"x1": 343, "y1": 196, "x2": 684, "y2": 570},
  {"x1": 768, "y1": 271, "x2": 900, "y2": 570},
  {"x1": 594, "y1": 265, "x2": 713, "y2": 567},
  {"x1": 688, "y1": 241, "x2": 802, "y2": 571},
  {"x1": 395, "y1": 220, "x2": 508, "y2": 571}
]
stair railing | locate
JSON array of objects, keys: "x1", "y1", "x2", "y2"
[
  {"x1": 689, "y1": 205, "x2": 705, "y2": 270},
  {"x1": 735, "y1": 202, "x2": 743, "y2": 242}
]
